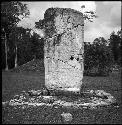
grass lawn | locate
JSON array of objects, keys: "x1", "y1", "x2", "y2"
[{"x1": 2, "y1": 69, "x2": 122, "y2": 124}]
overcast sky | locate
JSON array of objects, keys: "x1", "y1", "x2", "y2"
[{"x1": 18, "y1": 1, "x2": 121, "y2": 42}]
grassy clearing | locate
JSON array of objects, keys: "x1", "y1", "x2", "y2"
[
  {"x1": 82, "y1": 72, "x2": 122, "y2": 104},
  {"x1": 2, "y1": 71, "x2": 45, "y2": 102},
  {"x1": 2, "y1": 69, "x2": 122, "y2": 124}
]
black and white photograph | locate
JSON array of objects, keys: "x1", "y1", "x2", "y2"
[{"x1": 2, "y1": 1, "x2": 122, "y2": 124}]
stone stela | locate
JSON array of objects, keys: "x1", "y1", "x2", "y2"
[{"x1": 42, "y1": 8, "x2": 84, "y2": 94}]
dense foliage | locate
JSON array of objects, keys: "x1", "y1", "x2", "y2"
[
  {"x1": 108, "y1": 30, "x2": 122, "y2": 66},
  {"x1": 84, "y1": 37, "x2": 114, "y2": 76},
  {"x1": 2, "y1": 26, "x2": 44, "y2": 69}
]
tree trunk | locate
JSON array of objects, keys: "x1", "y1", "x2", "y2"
[
  {"x1": 15, "y1": 44, "x2": 18, "y2": 68},
  {"x1": 14, "y1": 27, "x2": 18, "y2": 68},
  {"x1": 3, "y1": 28, "x2": 9, "y2": 71}
]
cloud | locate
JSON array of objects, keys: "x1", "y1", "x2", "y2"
[
  {"x1": 18, "y1": 1, "x2": 121, "y2": 42},
  {"x1": 102, "y1": 1, "x2": 120, "y2": 6},
  {"x1": 85, "y1": 26, "x2": 104, "y2": 42},
  {"x1": 99, "y1": 1, "x2": 121, "y2": 28},
  {"x1": 18, "y1": 18, "x2": 35, "y2": 29},
  {"x1": 42, "y1": 1, "x2": 96, "y2": 13},
  {"x1": 85, "y1": 19, "x2": 121, "y2": 42},
  {"x1": 84, "y1": 1, "x2": 121, "y2": 42},
  {"x1": 109, "y1": 3, "x2": 121, "y2": 27},
  {"x1": 18, "y1": 2, "x2": 96, "y2": 28}
]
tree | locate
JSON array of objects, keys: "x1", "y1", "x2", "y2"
[
  {"x1": 9, "y1": 27, "x2": 34, "y2": 66},
  {"x1": 1, "y1": 1, "x2": 30, "y2": 70},
  {"x1": 84, "y1": 37, "x2": 114, "y2": 76},
  {"x1": 93, "y1": 37, "x2": 108, "y2": 46},
  {"x1": 1, "y1": 28, "x2": 9, "y2": 70},
  {"x1": 84, "y1": 42, "x2": 94, "y2": 72},
  {"x1": 117, "y1": 29, "x2": 122, "y2": 39},
  {"x1": 31, "y1": 32, "x2": 44, "y2": 60},
  {"x1": 108, "y1": 30, "x2": 121, "y2": 65}
]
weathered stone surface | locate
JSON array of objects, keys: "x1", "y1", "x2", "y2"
[{"x1": 44, "y1": 8, "x2": 84, "y2": 93}]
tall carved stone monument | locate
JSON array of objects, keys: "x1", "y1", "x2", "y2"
[{"x1": 43, "y1": 8, "x2": 84, "y2": 93}]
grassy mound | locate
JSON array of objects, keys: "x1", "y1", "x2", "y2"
[{"x1": 11, "y1": 59, "x2": 44, "y2": 73}]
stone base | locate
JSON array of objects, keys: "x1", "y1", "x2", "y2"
[
  {"x1": 3, "y1": 89, "x2": 117, "y2": 109},
  {"x1": 48, "y1": 88, "x2": 81, "y2": 97}
]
